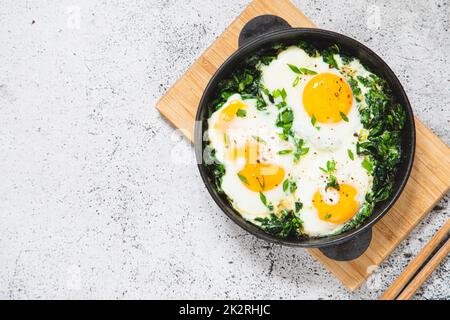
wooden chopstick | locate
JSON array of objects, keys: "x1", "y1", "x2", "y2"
[
  {"x1": 396, "y1": 237, "x2": 449, "y2": 300},
  {"x1": 379, "y1": 219, "x2": 450, "y2": 300}
]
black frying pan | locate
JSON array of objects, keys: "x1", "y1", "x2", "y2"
[{"x1": 194, "y1": 16, "x2": 415, "y2": 261}]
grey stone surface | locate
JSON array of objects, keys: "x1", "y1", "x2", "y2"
[{"x1": 0, "y1": 0, "x2": 448, "y2": 299}]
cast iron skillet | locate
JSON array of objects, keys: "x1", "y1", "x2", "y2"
[{"x1": 194, "y1": 16, "x2": 415, "y2": 261}]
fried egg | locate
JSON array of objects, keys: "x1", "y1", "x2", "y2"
[
  {"x1": 260, "y1": 46, "x2": 363, "y2": 151},
  {"x1": 292, "y1": 148, "x2": 372, "y2": 236}
]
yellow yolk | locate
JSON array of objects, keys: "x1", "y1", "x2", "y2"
[
  {"x1": 303, "y1": 73, "x2": 353, "y2": 123},
  {"x1": 313, "y1": 184, "x2": 359, "y2": 224},
  {"x1": 238, "y1": 162, "x2": 285, "y2": 192},
  {"x1": 233, "y1": 143, "x2": 285, "y2": 192},
  {"x1": 214, "y1": 100, "x2": 247, "y2": 133},
  {"x1": 226, "y1": 140, "x2": 258, "y2": 162}
]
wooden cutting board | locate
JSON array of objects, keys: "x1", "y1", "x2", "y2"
[{"x1": 156, "y1": 0, "x2": 450, "y2": 290}]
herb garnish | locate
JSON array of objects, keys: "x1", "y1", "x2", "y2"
[
  {"x1": 278, "y1": 149, "x2": 293, "y2": 155},
  {"x1": 259, "y1": 192, "x2": 267, "y2": 206},
  {"x1": 259, "y1": 192, "x2": 274, "y2": 211},
  {"x1": 361, "y1": 157, "x2": 374, "y2": 174},
  {"x1": 276, "y1": 108, "x2": 294, "y2": 139},
  {"x1": 339, "y1": 111, "x2": 349, "y2": 122},
  {"x1": 237, "y1": 173, "x2": 249, "y2": 185},
  {"x1": 295, "y1": 201, "x2": 303, "y2": 213},
  {"x1": 283, "y1": 178, "x2": 297, "y2": 194},
  {"x1": 320, "y1": 160, "x2": 340, "y2": 191},
  {"x1": 293, "y1": 137, "x2": 309, "y2": 162},
  {"x1": 288, "y1": 64, "x2": 318, "y2": 75},
  {"x1": 325, "y1": 175, "x2": 340, "y2": 191},
  {"x1": 320, "y1": 160, "x2": 336, "y2": 174},
  {"x1": 273, "y1": 88, "x2": 287, "y2": 101},
  {"x1": 348, "y1": 149, "x2": 355, "y2": 161},
  {"x1": 252, "y1": 136, "x2": 266, "y2": 144},
  {"x1": 322, "y1": 45, "x2": 340, "y2": 69},
  {"x1": 236, "y1": 109, "x2": 247, "y2": 117}
]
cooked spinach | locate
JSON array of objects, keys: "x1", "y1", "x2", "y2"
[
  {"x1": 297, "y1": 41, "x2": 319, "y2": 57},
  {"x1": 205, "y1": 148, "x2": 226, "y2": 193},
  {"x1": 295, "y1": 201, "x2": 303, "y2": 213},
  {"x1": 339, "y1": 71, "x2": 405, "y2": 231},
  {"x1": 355, "y1": 73, "x2": 404, "y2": 207},
  {"x1": 322, "y1": 45, "x2": 340, "y2": 70},
  {"x1": 340, "y1": 54, "x2": 353, "y2": 65},
  {"x1": 339, "y1": 197, "x2": 374, "y2": 233},
  {"x1": 290, "y1": 180, "x2": 298, "y2": 193},
  {"x1": 209, "y1": 43, "x2": 288, "y2": 114},
  {"x1": 347, "y1": 77, "x2": 362, "y2": 102},
  {"x1": 255, "y1": 210, "x2": 303, "y2": 238}
]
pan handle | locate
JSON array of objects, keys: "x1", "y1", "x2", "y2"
[
  {"x1": 238, "y1": 15, "x2": 291, "y2": 47},
  {"x1": 319, "y1": 228, "x2": 373, "y2": 261}
]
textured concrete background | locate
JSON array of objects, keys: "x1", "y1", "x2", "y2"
[{"x1": 0, "y1": 0, "x2": 448, "y2": 299}]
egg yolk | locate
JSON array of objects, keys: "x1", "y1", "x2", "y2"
[
  {"x1": 226, "y1": 140, "x2": 258, "y2": 163},
  {"x1": 214, "y1": 100, "x2": 247, "y2": 133},
  {"x1": 238, "y1": 162, "x2": 285, "y2": 192},
  {"x1": 235, "y1": 143, "x2": 285, "y2": 192},
  {"x1": 303, "y1": 73, "x2": 353, "y2": 123},
  {"x1": 313, "y1": 184, "x2": 359, "y2": 224}
]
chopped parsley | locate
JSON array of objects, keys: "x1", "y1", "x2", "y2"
[
  {"x1": 278, "y1": 149, "x2": 293, "y2": 155},
  {"x1": 236, "y1": 109, "x2": 247, "y2": 117},
  {"x1": 237, "y1": 173, "x2": 249, "y2": 185},
  {"x1": 348, "y1": 149, "x2": 355, "y2": 161},
  {"x1": 340, "y1": 111, "x2": 349, "y2": 122},
  {"x1": 287, "y1": 64, "x2": 318, "y2": 75}
]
